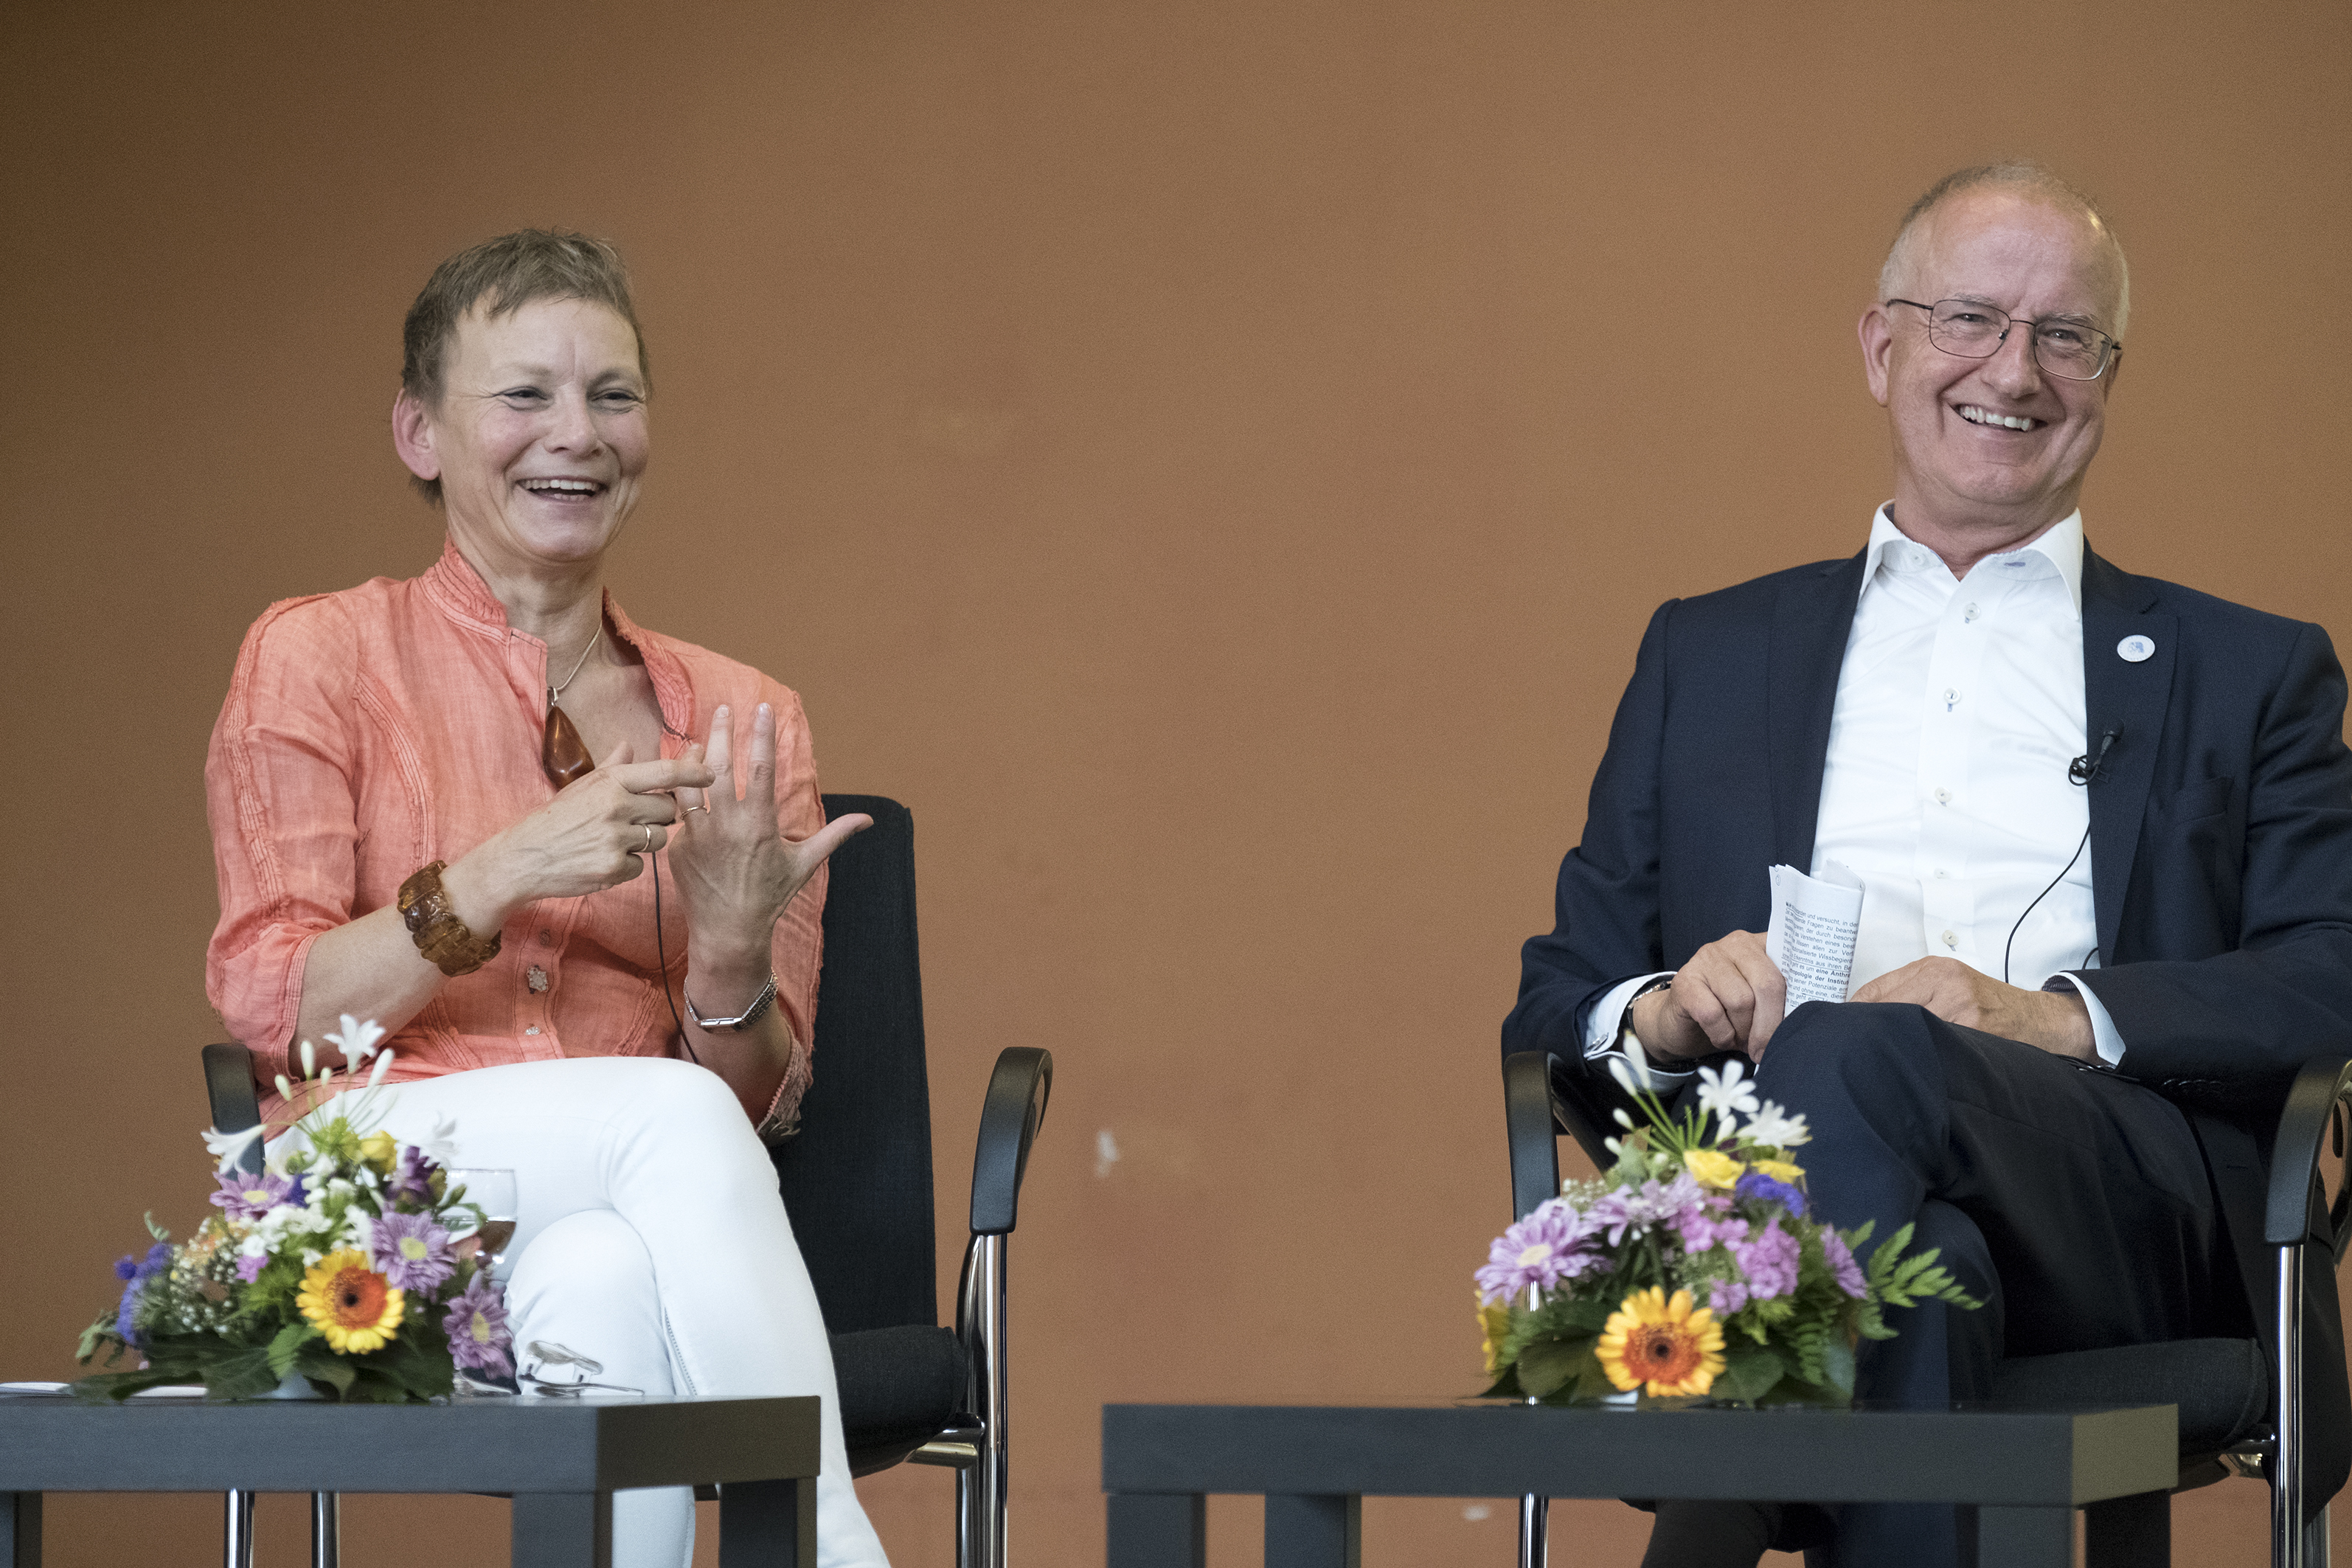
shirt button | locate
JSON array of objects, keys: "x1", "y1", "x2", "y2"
[
  {"x1": 1964, "y1": 603, "x2": 1980, "y2": 622},
  {"x1": 1941, "y1": 930, "x2": 1958, "y2": 949},
  {"x1": 527, "y1": 965, "x2": 549, "y2": 993},
  {"x1": 524, "y1": 1026, "x2": 541, "y2": 1036},
  {"x1": 1943, "y1": 687, "x2": 1960, "y2": 711},
  {"x1": 1934, "y1": 788, "x2": 1952, "y2": 805},
  {"x1": 538, "y1": 929, "x2": 555, "y2": 948},
  {"x1": 1935, "y1": 869, "x2": 1949, "y2": 880}
]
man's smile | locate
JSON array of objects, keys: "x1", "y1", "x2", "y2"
[{"x1": 1954, "y1": 403, "x2": 2044, "y2": 432}]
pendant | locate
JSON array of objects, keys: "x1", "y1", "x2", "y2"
[{"x1": 542, "y1": 703, "x2": 594, "y2": 788}]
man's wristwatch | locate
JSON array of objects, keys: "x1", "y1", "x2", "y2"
[{"x1": 1619, "y1": 975, "x2": 1679, "y2": 1071}]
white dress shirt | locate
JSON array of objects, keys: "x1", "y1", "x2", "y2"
[{"x1": 1585, "y1": 506, "x2": 2126, "y2": 1073}]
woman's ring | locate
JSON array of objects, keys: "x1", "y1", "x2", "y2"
[
  {"x1": 684, "y1": 804, "x2": 710, "y2": 816},
  {"x1": 642, "y1": 824, "x2": 655, "y2": 853}
]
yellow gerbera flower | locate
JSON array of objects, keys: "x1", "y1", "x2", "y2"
[
  {"x1": 1682, "y1": 1148, "x2": 1744, "y2": 1189},
  {"x1": 1596, "y1": 1286, "x2": 1727, "y2": 1397},
  {"x1": 296, "y1": 1249, "x2": 405, "y2": 1353},
  {"x1": 1752, "y1": 1158, "x2": 1805, "y2": 1185}
]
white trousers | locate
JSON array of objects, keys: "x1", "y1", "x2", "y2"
[{"x1": 347, "y1": 1056, "x2": 889, "y2": 1568}]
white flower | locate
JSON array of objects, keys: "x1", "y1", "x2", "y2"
[
  {"x1": 367, "y1": 1049, "x2": 395, "y2": 1088},
  {"x1": 1608, "y1": 1052, "x2": 1652, "y2": 1095},
  {"x1": 326, "y1": 1015, "x2": 387, "y2": 1071},
  {"x1": 416, "y1": 1114, "x2": 460, "y2": 1165},
  {"x1": 299, "y1": 1040, "x2": 316, "y2": 1078},
  {"x1": 1695, "y1": 1060, "x2": 1760, "y2": 1131},
  {"x1": 1741, "y1": 1099, "x2": 1811, "y2": 1149},
  {"x1": 201, "y1": 1124, "x2": 267, "y2": 1175}
]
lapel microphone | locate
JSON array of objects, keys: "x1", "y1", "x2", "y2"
[{"x1": 2069, "y1": 726, "x2": 2123, "y2": 785}]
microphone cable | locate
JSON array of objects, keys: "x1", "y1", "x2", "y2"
[{"x1": 2002, "y1": 726, "x2": 2119, "y2": 985}]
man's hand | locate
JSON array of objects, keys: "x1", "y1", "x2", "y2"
[
  {"x1": 1627, "y1": 931, "x2": 1786, "y2": 1066},
  {"x1": 1849, "y1": 958, "x2": 2096, "y2": 1061}
]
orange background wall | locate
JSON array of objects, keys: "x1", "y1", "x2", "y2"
[{"x1": 4, "y1": 3, "x2": 2348, "y2": 1564}]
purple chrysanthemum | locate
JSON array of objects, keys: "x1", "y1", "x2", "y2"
[
  {"x1": 1709, "y1": 1277, "x2": 1752, "y2": 1316},
  {"x1": 1729, "y1": 1218, "x2": 1802, "y2": 1303},
  {"x1": 1821, "y1": 1229, "x2": 1867, "y2": 1299},
  {"x1": 111, "y1": 1241, "x2": 173, "y2": 1345},
  {"x1": 386, "y1": 1146, "x2": 436, "y2": 1206},
  {"x1": 1733, "y1": 1170, "x2": 1807, "y2": 1220},
  {"x1": 235, "y1": 1252, "x2": 268, "y2": 1283},
  {"x1": 209, "y1": 1169, "x2": 296, "y2": 1222},
  {"x1": 1474, "y1": 1198, "x2": 1606, "y2": 1304},
  {"x1": 444, "y1": 1271, "x2": 513, "y2": 1378},
  {"x1": 372, "y1": 1211, "x2": 456, "y2": 1293}
]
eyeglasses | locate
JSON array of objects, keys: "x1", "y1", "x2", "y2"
[{"x1": 1886, "y1": 298, "x2": 2121, "y2": 381}]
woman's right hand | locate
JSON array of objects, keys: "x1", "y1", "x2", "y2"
[{"x1": 440, "y1": 742, "x2": 717, "y2": 929}]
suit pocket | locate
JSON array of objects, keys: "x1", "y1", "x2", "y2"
[{"x1": 2167, "y1": 775, "x2": 2234, "y2": 824}]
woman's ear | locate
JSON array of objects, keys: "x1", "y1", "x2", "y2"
[{"x1": 391, "y1": 389, "x2": 440, "y2": 482}]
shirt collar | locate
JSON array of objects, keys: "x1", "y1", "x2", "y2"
[
  {"x1": 418, "y1": 536, "x2": 692, "y2": 736},
  {"x1": 1860, "y1": 504, "x2": 2085, "y2": 617}
]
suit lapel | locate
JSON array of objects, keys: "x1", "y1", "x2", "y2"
[
  {"x1": 2080, "y1": 548, "x2": 2175, "y2": 963},
  {"x1": 1769, "y1": 552, "x2": 1866, "y2": 869}
]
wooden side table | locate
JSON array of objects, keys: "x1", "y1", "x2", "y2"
[
  {"x1": 1103, "y1": 1401, "x2": 2178, "y2": 1567},
  {"x1": 0, "y1": 1392, "x2": 819, "y2": 1568}
]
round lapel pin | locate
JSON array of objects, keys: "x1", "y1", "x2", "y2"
[{"x1": 2117, "y1": 634, "x2": 2155, "y2": 663}]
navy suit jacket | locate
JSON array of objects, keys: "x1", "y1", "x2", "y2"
[{"x1": 1503, "y1": 545, "x2": 2352, "y2": 1088}]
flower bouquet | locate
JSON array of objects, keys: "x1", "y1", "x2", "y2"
[
  {"x1": 1476, "y1": 1057, "x2": 1977, "y2": 1408},
  {"x1": 74, "y1": 1018, "x2": 514, "y2": 1404}
]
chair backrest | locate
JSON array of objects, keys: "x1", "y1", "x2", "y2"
[{"x1": 771, "y1": 794, "x2": 940, "y2": 1336}]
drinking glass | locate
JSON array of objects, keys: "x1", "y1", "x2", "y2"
[{"x1": 449, "y1": 1168, "x2": 519, "y2": 1276}]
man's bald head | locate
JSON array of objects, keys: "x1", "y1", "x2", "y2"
[{"x1": 1879, "y1": 163, "x2": 2131, "y2": 339}]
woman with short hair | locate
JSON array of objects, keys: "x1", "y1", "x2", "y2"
[{"x1": 205, "y1": 229, "x2": 889, "y2": 1568}]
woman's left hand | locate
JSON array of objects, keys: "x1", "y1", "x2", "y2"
[{"x1": 666, "y1": 702, "x2": 871, "y2": 962}]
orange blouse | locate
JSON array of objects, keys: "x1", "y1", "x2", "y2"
[{"x1": 204, "y1": 538, "x2": 828, "y2": 1129}]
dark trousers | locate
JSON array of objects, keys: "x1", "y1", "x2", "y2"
[{"x1": 1642, "y1": 1001, "x2": 2221, "y2": 1568}]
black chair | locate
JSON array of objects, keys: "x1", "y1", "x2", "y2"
[
  {"x1": 201, "y1": 793, "x2": 1050, "y2": 1568},
  {"x1": 1501, "y1": 1047, "x2": 2352, "y2": 1568}
]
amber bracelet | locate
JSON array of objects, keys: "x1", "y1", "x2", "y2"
[{"x1": 397, "y1": 861, "x2": 502, "y2": 977}]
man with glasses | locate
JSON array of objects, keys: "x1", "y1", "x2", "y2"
[{"x1": 1505, "y1": 163, "x2": 2352, "y2": 1565}]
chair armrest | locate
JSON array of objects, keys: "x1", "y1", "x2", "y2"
[
  {"x1": 969, "y1": 1047, "x2": 1052, "y2": 1236},
  {"x1": 202, "y1": 1042, "x2": 266, "y2": 1176},
  {"x1": 1504, "y1": 1052, "x2": 1564, "y2": 1221},
  {"x1": 2263, "y1": 1055, "x2": 2352, "y2": 1249}
]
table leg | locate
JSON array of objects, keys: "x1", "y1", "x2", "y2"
[
  {"x1": 1977, "y1": 1505, "x2": 2071, "y2": 1568},
  {"x1": 2084, "y1": 1489, "x2": 2168, "y2": 1567},
  {"x1": 1106, "y1": 1493, "x2": 1204, "y2": 1568},
  {"x1": 512, "y1": 1491, "x2": 613, "y2": 1568},
  {"x1": 3, "y1": 1493, "x2": 39, "y2": 1568},
  {"x1": 720, "y1": 1477, "x2": 814, "y2": 1568},
  {"x1": 1266, "y1": 1494, "x2": 1361, "y2": 1568}
]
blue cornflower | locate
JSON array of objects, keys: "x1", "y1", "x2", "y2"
[{"x1": 1733, "y1": 1170, "x2": 1807, "y2": 1220}]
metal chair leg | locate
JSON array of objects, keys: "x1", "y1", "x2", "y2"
[
  {"x1": 223, "y1": 1490, "x2": 255, "y2": 1568},
  {"x1": 2278, "y1": 1245, "x2": 2307, "y2": 1568},
  {"x1": 311, "y1": 1491, "x2": 341, "y2": 1568},
  {"x1": 2305, "y1": 1505, "x2": 2331, "y2": 1568},
  {"x1": 1518, "y1": 1494, "x2": 1548, "y2": 1567},
  {"x1": 955, "y1": 1232, "x2": 1010, "y2": 1568}
]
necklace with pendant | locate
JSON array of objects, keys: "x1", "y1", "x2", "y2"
[{"x1": 541, "y1": 625, "x2": 603, "y2": 788}]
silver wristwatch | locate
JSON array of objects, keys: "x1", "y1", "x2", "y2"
[{"x1": 684, "y1": 971, "x2": 779, "y2": 1032}]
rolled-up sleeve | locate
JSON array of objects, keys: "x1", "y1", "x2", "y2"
[{"x1": 204, "y1": 597, "x2": 359, "y2": 1058}]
